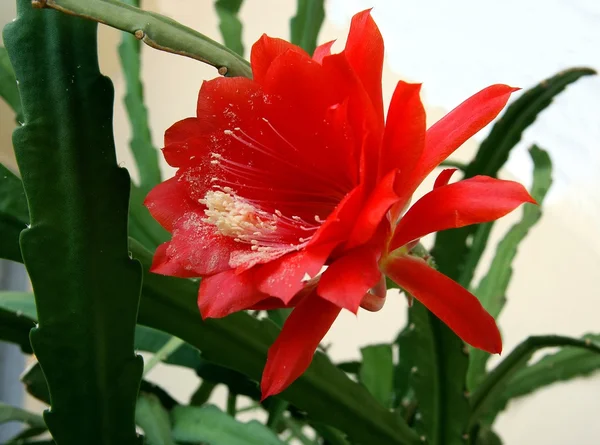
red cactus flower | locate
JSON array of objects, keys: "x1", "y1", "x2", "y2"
[{"x1": 145, "y1": 10, "x2": 535, "y2": 399}]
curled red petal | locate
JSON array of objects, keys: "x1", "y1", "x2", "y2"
[
  {"x1": 317, "y1": 245, "x2": 382, "y2": 314},
  {"x1": 383, "y1": 255, "x2": 502, "y2": 353},
  {"x1": 198, "y1": 269, "x2": 268, "y2": 319},
  {"x1": 312, "y1": 40, "x2": 336, "y2": 64},
  {"x1": 144, "y1": 176, "x2": 196, "y2": 232},
  {"x1": 380, "y1": 81, "x2": 425, "y2": 180},
  {"x1": 343, "y1": 9, "x2": 384, "y2": 122},
  {"x1": 255, "y1": 242, "x2": 336, "y2": 303},
  {"x1": 250, "y1": 35, "x2": 308, "y2": 84},
  {"x1": 261, "y1": 293, "x2": 340, "y2": 399},
  {"x1": 433, "y1": 168, "x2": 458, "y2": 189},
  {"x1": 151, "y1": 214, "x2": 237, "y2": 278},
  {"x1": 150, "y1": 242, "x2": 196, "y2": 278},
  {"x1": 347, "y1": 169, "x2": 400, "y2": 248},
  {"x1": 389, "y1": 176, "x2": 535, "y2": 251},
  {"x1": 162, "y1": 118, "x2": 203, "y2": 168},
  {"x1": 414, "y1": 84, "x2": 518, "y2": 182}
]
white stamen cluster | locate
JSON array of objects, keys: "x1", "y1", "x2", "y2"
[{"x1": 199, "y1": 190, "x2": 277, "y2": 247}]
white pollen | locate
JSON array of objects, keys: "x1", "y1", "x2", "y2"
[
  {"x1": 274, "y1": 209, "x2": 283, "y2": 217},
  {"x1": 210, "y1": 160, "x2": 220, "y2": 165},
  {"x1": 261, "y1": 117, "x2": 269, "y2": 122},
  {"x1": 224, "y1": 129, "x2": 234, "y2": 135},
  {"x1": 234, "y1": 127, "x2": 241, "y2": 131},
  {"x1": 291, "y1": 215, "x2": 301, "y2": 221},
  {"x1": 210, "y1": 152, "x2": 222, "y2": 159},
  {"x1": 201, "y1": 190, "x2": 278, "y2": 242},
  {"x1": 314, "y1": 215, "x2": 322, "y2": 223}
]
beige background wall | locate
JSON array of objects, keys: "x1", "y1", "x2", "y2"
[{"x1": 1, "y1": 1, "x2": 599, "y2": 444}]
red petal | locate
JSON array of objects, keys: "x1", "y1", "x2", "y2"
[
  {"x1": 317, "y1": 245, "x2": 382, "y2": 313},
  {"x1": 321, "y1": 54, "x2": 383, "y2": 185},
  {"x1": 250, "y1": 35, "x2": 308, "y2": 84},
  {"x1": 150, "y1": 242, "x2": 196, "y2": 278},
  {"x1": 198, "y1": 269, "x2": 268, "y2": 319},
  {"x1": 347, "y1": 169, "x2": 400, "y2": 248},
  {"x1": 383, "y1": 255, "x2": 502, "y2": 353},
  {"x1": 389, "y1": 176, "x2": 535, "y2": 251},
  {"x1": 313, "y1": 40, "x2": 336, "y2": 64},
  {"x1": 151, "y1": 213, "x2": 237, "y2": 278},
  {"x1": 343, "y1": 10, "x2": 384, "y2": 122},
  {"x1": 144, "y1": 177, "x2": 197, "y2": 232},
  {"x1": 415, "y1": 85, "x2": 518, "y2": 181},
  {"x1": 163, "y1": 118, "x2": 202, "y2": 167},
  {"x1": 433, "y1": 168, "x2": 458, "y2": 189},
  {"x1": 261, "y1": 292, "x2": 340, "y2": 399},
  {"x1": 255, "y1": 242, "x2": 336, "y2": 303},
  {"x1": 380, "y1": 82, "x2": 426, "y2": 180},
  {"x1": 308, "y1": 185, "x2": 365, "y2": 248}
]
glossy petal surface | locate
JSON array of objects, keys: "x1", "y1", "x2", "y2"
[
  {"x1": 383, "y1": 255, "x2": 502, "y2": 353},
  {"x1": 390, "y1": 176, "x2": 535, "y2": 251},
  {"x1": 261, "y1": 292, "x2": 340, "y2": 399}
]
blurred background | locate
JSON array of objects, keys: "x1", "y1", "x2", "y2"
[{"x1": 0, "y1": 1, "x2": 599, "y2": 443}]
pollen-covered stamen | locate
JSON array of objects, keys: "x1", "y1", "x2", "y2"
[
  {"x1": 199, "y1": 190, "x2": 317, "y2": 251},
  {"x1": 200, "y1": 190, "x2": 277, "y2": 243}
]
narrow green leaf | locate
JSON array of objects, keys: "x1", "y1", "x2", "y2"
[
  {"x1": 190, "y1": 380, "x2": 218, "y2": 406},
  {"x1": 0, "y1": 402, "x2": 45, "y2": 429},
  {"x1": 38, "y1": 0, "x2": 252, "y2": 77},
  {"x1": 469, "y1": 335, "x2": 600, "y2": 429},
  {"x1": 467, "y1": 146, "x2": 553, "y2": 390},
  {"x1": 290, "y1": 0, "x2": 325, "y2": 54},
  {"x1": 432, "y1": 67, "x2": 595, "y2": 289},
  {"x1": 132, "y1": 239, "x2": 420, "y2": 445},
  {"x1": 397, "y1": 301, "x2": 470, "y2": 445},
  {"x1": 4, "y1": 2, "x2": 143, "y2": 444},
  {"x1": 0, "y1": 290, "x2": 260, "y2": 402},
  {"x1": 0, "y1": 164, "x2": 28, "y2": 223},
  {"x1": 135, "y1": 393, "x2": 177, "y2": 445},
  {"x1": 0, "y1": 291, "x2": 35, "y2": 353},
  {"x1": 0, "y1": 46, "x2": 23, "y2": 121},
  {"x1": 360, "y1": 344, "x2": 394, "y2": 407},
  {"x1": 0, "y1": 163, "x2": 28, "y2": 262},
  {"x1": 473, "y1": 426, "x2": 503, "y2": 445},
  {"x1": 5, "y1": 425, "x2": 49, "y2": 443},
  {"x1": 128, "y1": 183, "x2": 168, "y2": 251},
  {"x1": 117, "y1": 0, "x2": 161, "y2": 191},
  {"x1": 171, "y1": 404, "x2": 285, "y2": 445},
  {"x1": 215, "y1": 0, "x2": 245, "y2": 56},
  {"x1": 482, "y1": 333, "x2": 600, "y2": 425},
  {"x1": 267, "y1": 308, "x2": 292, "y2": 327},
  {"x1": 21, "y1": 360, "x2": 179, "y2": 416}
]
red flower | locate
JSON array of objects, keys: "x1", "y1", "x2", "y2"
[{"x1": 145, "y1": 10, "x2": 535, "y2": 399}]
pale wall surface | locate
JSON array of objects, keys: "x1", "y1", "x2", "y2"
[{"x1": 0, "y1": 1, "x2": 599, "y2": 444}]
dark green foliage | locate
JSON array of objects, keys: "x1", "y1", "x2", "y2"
[
  {"x1": 291, "y1": 0, "x2": 325, "y2": 54},
  {"x1": 469, "y1": 335, "x2": 600, "y2": 430},
  {"x1": 0, "y1": 163, "x2": 28, "y2": 263},
  {"x1": 215, "y1": 0, "x2": 245, "y2": 57},
  {"x1": 0, "y1": 46, "x2": 23, "y2": 122},
  {"x1": 397, "y1": 301, "x2": 470, "y2": 445},
  {"x1": 480, "y1": 333, "x2": 600, "y2": 425},
  {"x1": 133, "y1": 239, "x2": 420, "y2": 445},
  {"x1": 117, "y1": 0, "x2": 162, "y2": 192},
  {"x1": 432, "y1": 67, "x2": 595, "y2": 289},
  {"x1": 3, "y1": 2, "x2": 143, "y2": 443},
  {"x1": 467, "y1": 146, "x2": 553, "y2": 390},
  {"x1": 360, "y1": 344, "x2": 394, "y2": 407}
]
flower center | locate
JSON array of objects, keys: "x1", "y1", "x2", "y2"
[{"x1": 199, "y1": 190, "x2": 277, "y2": 247}]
